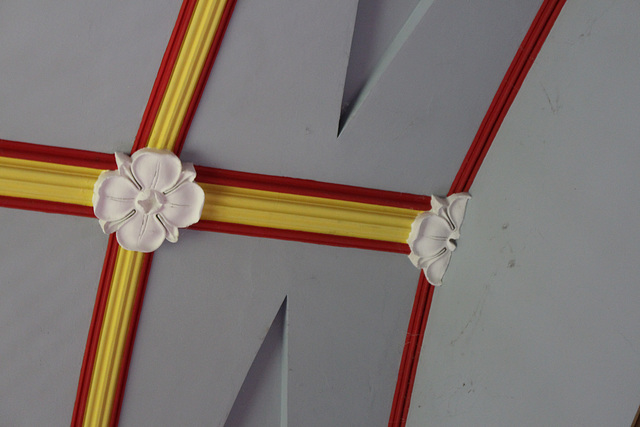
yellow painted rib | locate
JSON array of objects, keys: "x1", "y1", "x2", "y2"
[
  {"x1": 199, "y1": 183, "x2": 422, "y2": 243},
  {"x1": 0, "y1": 156, "x2": 102, "y2": 206},
  {"x1": 147, "y1": 0, "x2": 228, "y2": 151},
  {"x1": 0, "y1": 156, "x2": 421, "y2": 243},
  {"x1": 83, "y1": 248, "x2": 145, "y2": 427}
]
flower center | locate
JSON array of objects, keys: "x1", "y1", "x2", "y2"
[
  {"x1": 135, "y1": 189, "x2": 166, "y2": 215},
  {"x1": 446, "y1": 230, "x2": 460, "y2": 252}
]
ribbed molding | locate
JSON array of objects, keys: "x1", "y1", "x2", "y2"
[
  {"x1": 82, "y1": 248, "x2": 147, "y2": 427},
  {"x1": 199, "y1": 183, "x2": 420, "y2": 243},
  {"x1": 0, "y1": 156, "x2": 103, "y2": 206},
  {"x1": 146, "y1": 0, "x2": 231, "y2": 152}
]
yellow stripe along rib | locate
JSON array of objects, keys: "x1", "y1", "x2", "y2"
[
  {"x1": 146, "y1": 0, "x2": 228, "y2": 151},
  {"x1": 0, "y1": 154, "x2": 420, "y2": 243},
  {"x1": 199, "y1": 184, "x2": 421, "y2": 243},
  {"x1": 84, "y1": 248, "x2": 145, "y2": 426},
  {"x1": 0, "y1": 156, "x2": 102, "y2": 206},
  {"x1": 0, "y1": 155, "x2": 420, "y2": 243},
  {"x1": 82, "y1": 2, "x2": 229, "y2": 422}
]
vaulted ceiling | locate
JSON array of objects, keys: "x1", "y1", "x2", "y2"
[{"x1": 2, "y1": 1, "x2": 611, "y2": 426}]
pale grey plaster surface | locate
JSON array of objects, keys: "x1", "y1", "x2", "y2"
[
  {"x1": 341, "y1": 0, "x2": 420, "y2": 112},
  {"x1": 0, "y1": 0, "x2": 181, "y2": 153},
  {"x1": 408, "y1": 0, "x2": 640, "y2": 425},
  {"x1": 119, "y1": 231, "x2": 419, "y2": 426},
  {"x1": 0, "y1": 209, "x2": 108, "y2": 426},
  {"x1": 183, "y1": 0, "x2": 543, "y2": 195},
  {"x1": 225, "y1": 301, "x2": 286, "y2": 427}
]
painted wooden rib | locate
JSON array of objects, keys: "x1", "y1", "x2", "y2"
[
  {"x1": 146, "y1": 0, "x2": 230, "y2": 152},
  {"x1": 72, "y1": 236, "x2": 119, "y2": 425},
  {"x1": 82, "y1": 248, "x2": 146, "y2": 427},
  {"x1": 389, "y1": 1, "x2": 569, "y2": 425},
  {"x1": 0, "y1": 156, "x2": 103, "y2": 206},
  {"x1": 199, "y1": 183, "x2": 421, "y2": 243},
  {"x1": 0, "y1": 150, "x2": 426, "y2": 247}
]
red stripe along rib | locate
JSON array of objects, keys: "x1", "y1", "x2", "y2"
[
  {"x1": 191, "y1": 220, "x2": 411, "y2": 254},
  {"x1": 71, "y1": 235, "x2": 119, "y2": 426},
  {"x1": 73, "y1": 1, "x2": 202, "y2": 424},
  {"x1": 450, "y1": 0, "x2": 567, "y2": 195},
  {"x1": 0, "y1": 196, "x2": 94, "y2": 218},
  {"x1": 131, "y1": 0, "x2": 199, "y2": 153},
  {"x1": 390, "y1": 1, "x2": 567, "y2": 425},
  {"x1": 194, "y1": 165, "x2": 431, "y2": 211},
  {"x1": 110, "y1": 252, "x2": 154, "y2": 427},
  {"x1": 0, "y1": 139, "x2": 115, "y2": 170},
  {"x1": 173, "y1": 0, "x2": 238, "y2": 156}
]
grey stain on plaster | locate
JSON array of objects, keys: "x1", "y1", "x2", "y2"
[
  {"x1": 446, "y1": 379, "x2": 477, "y2": 417},
  {"x1": 450, "y1": 283, "x2": 490, "y2": 346},
  {"x1": 541, "y1": 83, "x2": 561, "y2": 114}
]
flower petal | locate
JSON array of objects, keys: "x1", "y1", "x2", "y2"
[
  {"x1": 114, "y1": 152, "x2": 141, "y2": 189},
  {"x1": 156, "y1": 214, "x2": 179, "y2": 243},
  {"x1": 421, "y1": 214, "x2": 453, "y2": 240},
  {"x1": 93, "y1": 172, "x2": 137, "y2": 221},
  {"x1": 430, "y1": 195, "x2": 447, "y2": 217},
  {"x1": 163, "y1": 162, "x2": 197, "y2": 194},
  {"x1": 116, "y1": 213, "x2": 167, "y2": 252},
  {"x1": 424, "y1": 250, "x2": 452, "y2": 286},
  {"x1": 447, "y1": 193, "x2": 471, "y2": 231},
  {"x1": 131, "y1": 149, "x2": 182, "y2": 192},
  {"x1": 161, "y1": 182, "x2": 205, "y2": 228},
  {"x1": 99, "y1": 211, "x2": 136, "y2": 234},
  {"x1": 115, "y1": 152, "x2": 132, "y2": 171}
]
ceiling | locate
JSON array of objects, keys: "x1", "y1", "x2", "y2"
[
  {"x1": 0, "y1": 0, "x2": 575, "y2": 425},
  {"x1": 409, "y1": 0, "x2": 640, "y2": 424}
]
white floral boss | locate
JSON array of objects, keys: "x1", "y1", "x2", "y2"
[
  {"x1": 407, "y1": 193, "x2": 471, "y2": 286},
  {"x1": 92, "y1": 148, "x2": 205, "y2": 253}
]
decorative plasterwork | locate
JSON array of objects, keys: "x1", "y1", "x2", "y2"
[
  {"x1": 83, "y1": 247, "x2": 146, "y2": 426},
  {"x1": 0, "y1": 155, "x2": 101, "y2": 206},
  {"x1": 407, "y1": 193, "x2": 471, "y2": 286},
  {"x1": 142, "y1": 0, "x2": 231, "y2": 153},
  {"x1": 1, "y1": 140, "x2": 428, "y2": 253},
  {"x1": 93, "y1": 149, "x2": 205, "y2": 253},
  {"x1": 197, "y1": 182, "x2": 420, "y2": 243}
]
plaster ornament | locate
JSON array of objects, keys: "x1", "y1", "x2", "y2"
[
  {"x1": 407, "y1": 193, "x2": 471, "y2": 286},
  {"x1": 92, "y1": 148, "x2": 205, "y2": 253}
]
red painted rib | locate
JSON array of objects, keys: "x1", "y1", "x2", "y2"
[
  {"x1": 72, "y1": 235, "x2": 119, "y2": 426},
  {"x1": 110, "y1": 252, "x2": 154, "y2": 427},
  {"x1": 389, "y1": 274, "x2": 434, "y2": 425},
  {"x1": 191, "y1": 220, "x2": 411, "y2": 254},
  {"x1": 174, "y1": 0, "x2": 238, "y2": 156},
  {"x1": 108, "y1": 2, "x2": 239, "y2": 420},
  {"x1": 131, "y1": 0, "x2": 199, "y2": 153},
  {"x1": 72, "y1": 1, "x2": 200, "y2": 424},
  {"x1": 195, "y1": 165, "x2": 431, "y2": 211},
  {"x1": 390, "y1": 1, "x2": 567, "y2": 425},
  {"x1": 0, "y1": 196, "x2": 94, "y2": 217},
  {"x1": 0, "y1": 139, "x2": 109, "y2": 217},
  {"x1": 450, "y1": 0, "x2": 567, "y2": 195},
  {"x1": 0, "y1": 139, "x2": 115, "y2": 170}
]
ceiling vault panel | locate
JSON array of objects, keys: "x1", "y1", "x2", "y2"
[{"x1": 339, "y1": 0, "x2": 436, "y2": 134}]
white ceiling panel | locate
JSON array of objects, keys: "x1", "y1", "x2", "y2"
[
  {"x1": 119, "y1": 231, "x2": 418, "y2": 426},
  {"x1": 0, "y1": 0, "x2": 181, "y2": 153},
  {"x1": 0, "y1": 209, "x2": 108, "y2": 425},
  {"x1": 408, "y1": 0, "x2": 640, "y2": 424},
  {"x1": 184, "y1": 0, "x2": 542, "y2": 195}
]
